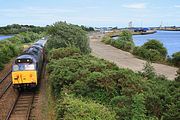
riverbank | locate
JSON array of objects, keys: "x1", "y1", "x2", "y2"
[
  {"x1": 107, "y1": 30, "x2": 156, "y2": 38},
  {"x1": 132, "y1": 30, "x2": 157, "y2": 35}
]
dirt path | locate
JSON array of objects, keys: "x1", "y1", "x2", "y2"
[{"x1": 89, "y1": 32, "x2": 178, "y2": 80}]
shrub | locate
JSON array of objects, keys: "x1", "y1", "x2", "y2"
[
  {"x1": 56, "y1": 94, "x2": 116, "y2": 120},
  {"x1": 110, "y1": 95, "x2": 132, "y2": 120},
  {"x1": 111, "y1": 39, "x2": 134, "y2": 52},
  {"x1": 132, "y1": 93, "x2": 147, "y2": 120},
  {"x1": 133, "y1": 46, "x2": 164, "y2": 62},
  {"x1": 47, "y1": 21, "x2": 90, "y2": 53},
  {"x1": 101, "y1": 36, "x2": 112, "y2": 44},
  {"x1": 141, "y1": 62, "x2": 156, "y2": 79},
  {"x1": 171, "y1": 51, "x2": 180, "y2": 67},
  {"x1": 175, "y1": 68, "x2": 180, "y2": 82},
  {"x1": 101, "y1": 30, "x2": 134, "y2": 52},
  {"x1": 48, "y1": 47, "x2": 81, "y2": 60},
  {"x1": 142, "y1": 39, "x2": 167, "y2": 57},
  {"x1": 119, "y1": 30, "x2": 133, "y2": 41}
]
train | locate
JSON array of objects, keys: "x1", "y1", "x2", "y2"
[{"x1": 11, "y1": 38, "x2": 47, "y2": 89}]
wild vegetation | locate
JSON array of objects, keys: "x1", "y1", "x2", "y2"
[
  {"x1": 133, "y1": 40, "x2": 167, "y2": 62},
  {"x1": 102, "y1": 31, "x2": 180, "y2": 66},
  {"x1": 102, "y1": 30, "x2": 135, "y2": 52},
  {"x1": 0, "y1": 32, "x2": 43, "y2": 70},
  {"x1": 171, "y1": 51, "x2": 180, "y2": 67},
  {"x1": 46, "y1": 21, "x2": 90, "y2": 54},
  {"x1": 46, "y1": 22, "x2": 180, "y2": 120},
  {"x1": 80, "y1": 25, "x2": 95, "y2": 32},
  {"x1": 175, "y1": 68, "x2": 180, "y2": 82},
  {"x1": 0, "y1": 24, "x2": 45, "y2": 34}
]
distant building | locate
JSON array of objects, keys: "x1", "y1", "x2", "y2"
[
  {"x1": 94, "y1": 27, "x2": 114, "y2": 33},
  {"x1": 133, "y1": 27, "x2": 149, "y2": 32}
]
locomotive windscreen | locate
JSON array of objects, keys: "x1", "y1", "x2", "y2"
[{"x1": 15, "y1": 58, "x2": 33, "y2": 64}]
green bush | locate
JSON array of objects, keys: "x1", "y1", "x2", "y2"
[
  {"x1": 141, "y1": 62, "x2": 156, "y2": 79},
  {"x1": 111, "y1": 39, "x2": 134, "y2": 52},
  {"x1": 101, "y1": 36, "x2": 112, "y2": 44},
  {"x1": 48, "y1": 47, "x2": 81, "y2": 60},
  {"x1": 132, "y1": 93, "x2": 147, "y2": 120},
  {"x1": 47, "y1": 21, "x2": 90, "y2": 54},
  {"x1": 101, "y1": 30, "x2": 134, "y2": 52},
  {"x1": 132, "y1": 40, "x2": 167, "y2": 62},
  {"x1": 171, "y1": 51, "x2": 180, "y2": 67},
  {"x1": 175, "y1": 68, "x2": 180, "y2": 82},
  {"x1": 119, "y1": 30, "x2": 133, "y2": 41},
  {"x1": 133, "y1": 46, "x2": 164, "y2": 62},
  {"x1": 56, "y1": 94, "x2": 116, "y2": 120},
  {"x1": 142, "y1": 39, "x2": 167, "y2": 57},
  {"x1": 0, "y1": 41, "x2": 22, "y2": 69}
]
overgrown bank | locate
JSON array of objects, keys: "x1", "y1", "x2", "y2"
[
  {"x1": 0, "y1": 32, "x2": 43, "y2": 70},
  {"x1": 46, "y1": 22, "x2": 180, "y2": 120}
]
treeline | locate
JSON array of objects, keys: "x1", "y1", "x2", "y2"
[
  {"x1": 0, "y1": 32, "x2": 43, "y2": 70},
  {"x1": 46, "y1": 22, "x2": 179, "y2": 120},
  {"x1": 80, "y1": 25, "x2": 94, "y2": 31},
  {"x1": 102, "y1": 31, "x2": 180, "y2": 67},
  {"x1": 0, "y1": 24, "x2": 45, "y2": 34}
]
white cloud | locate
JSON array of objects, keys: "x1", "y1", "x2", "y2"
[
  {"x1": 0, "y1": 7, "x2": 77, "y2": 17},
  {"x1": 123, "y1": 3, "x2": 146, "y2": 9},
  {"x1": 174, "y1": 5, "x2": 180, "y2": 8}
]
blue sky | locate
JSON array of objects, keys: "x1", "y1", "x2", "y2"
[{"x1": 0, "y1": 0, "x2": 180, "y2": 27}]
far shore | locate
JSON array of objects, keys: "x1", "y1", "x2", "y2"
[{"x1": 132, "y1": 30, "x2": 157, "y2": 35}]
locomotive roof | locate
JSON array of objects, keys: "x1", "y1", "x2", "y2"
[
  {"x1": 16, "y1": 54, "x2": 35, "y2": 60},
  {"x1": 34, "y1": 39, "x2": 47, "y2": 47}
]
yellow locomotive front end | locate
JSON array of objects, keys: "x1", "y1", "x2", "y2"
[
  {"x1": 12, "y1": 70, "x2": 37, "y2": 88},
  {"x1": 12, "y1": 56, "x2": 38, "y2": 88}
]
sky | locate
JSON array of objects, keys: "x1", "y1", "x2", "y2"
[{"x1": 0, "y1": 0, "x2": 180, "y2": 27}]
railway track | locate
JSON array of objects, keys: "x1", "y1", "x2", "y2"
[
  {"x1": 6, "y1": 91, "x2": 35, "y2": 120},
  {"x1": 0, "y1": 70, "x2": 12, "y2": 99},
  {"x1": 5, "y1": 61, "x2": 47, "y2": 120},
  {"x1": 0, "y1": 70, "x2": 12, "y2": 84},
  {"x1": 0, "y1": 81, "x2": 12, "y2": 99}
]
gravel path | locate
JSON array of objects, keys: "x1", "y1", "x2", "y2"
[{"x1": 89, "y1": 33, "x2": 178, "y2": 80}]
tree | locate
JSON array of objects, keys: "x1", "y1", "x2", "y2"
[
  {"x1": 142, "y1": 39, "x2": 167, "y2": 57},
  {"x1": 119, "y1": 30, "x2": 133, "y2": 41},
  {"x1": 47, "y1": 21, "x2": 91, "y2": 54}
]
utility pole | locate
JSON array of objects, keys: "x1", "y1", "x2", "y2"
[
  {"x1": 160, "y1": 21, "x2": 163, "y2": 29},
  {"x1": 128, "y1": 21, "x2": 133, "y2": 28}
]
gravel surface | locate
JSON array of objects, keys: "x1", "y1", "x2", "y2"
[
  {"x1": 89, "y1": 32, "x2": 178, "y2": 80},
  {"x1": 0, "y1": 60, "x2": 18, "y2": 120}
]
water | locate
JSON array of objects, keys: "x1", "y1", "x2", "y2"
[
  {"x1": 0, "y1": 35, "x2": 13, "y2": 41},
  {"x1": 133, "y1": 31, "x2": 180, "y2": 56}
]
